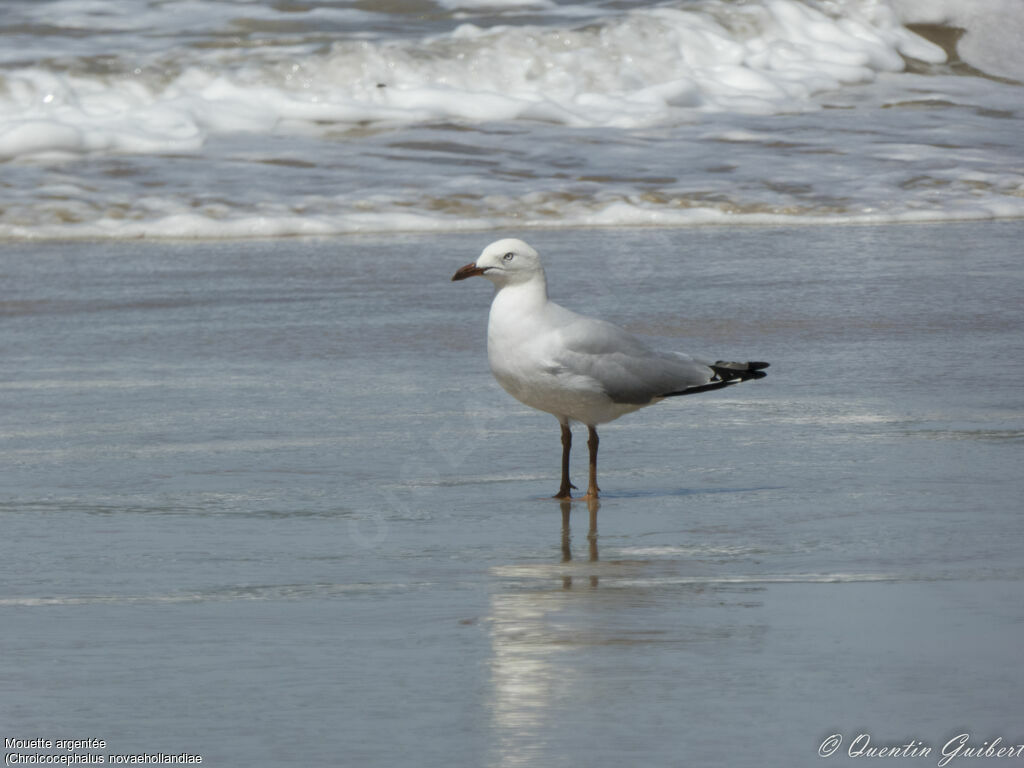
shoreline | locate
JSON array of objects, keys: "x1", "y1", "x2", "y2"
[{"x1": 4, "y1": 211, "x2": 1024, "y2": 245}]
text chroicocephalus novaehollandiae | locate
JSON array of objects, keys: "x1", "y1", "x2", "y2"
[{"x1": 452, "y1": 238, "x2": 768, "y2": 500}]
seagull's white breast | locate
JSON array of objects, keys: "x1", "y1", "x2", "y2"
[{"x1": 485, "y1": 281, "x2": 645, "y2": 425}]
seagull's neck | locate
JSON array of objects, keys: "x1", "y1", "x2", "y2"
[{"x1": 491, "y1": 273, "x2": 549, "y2": 314}]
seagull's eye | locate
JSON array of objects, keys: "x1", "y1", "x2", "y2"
[{"x1": 502, "y1": 252, "x2": 514, "y2": 262}]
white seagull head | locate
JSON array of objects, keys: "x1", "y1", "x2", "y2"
[{"x1": 451, "y1": 238, "x2": 544, "y2": 287}]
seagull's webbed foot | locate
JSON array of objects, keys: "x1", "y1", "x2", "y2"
[{"x1": 553, "y1": 481, "x2": 577, "y2": 500}]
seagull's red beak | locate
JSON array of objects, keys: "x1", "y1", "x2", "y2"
[{"x1": 451, "y1": 262, "x2": 487, "y2": 281}]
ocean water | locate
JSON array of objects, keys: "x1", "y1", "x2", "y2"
[
  {"x1": 2, "y1": 1, "x2": 1024, "y2": 765},
  {"x1": 1, "y1": 0, "x2": 1023, "y2": 239}
]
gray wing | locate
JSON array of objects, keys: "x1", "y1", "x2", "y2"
[{"x1": 543, "y1": 305, "x2": 714, "y2": 405}]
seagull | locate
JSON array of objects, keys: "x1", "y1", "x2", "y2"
[{"x1": 452, "y1": 238, "x2": 768, "y2": 500}]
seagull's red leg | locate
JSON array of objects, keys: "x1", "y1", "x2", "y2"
[
  {"x1": 553, "y1": 421, "x2": 575, "y2": 499},
  {"x1": 584, "y1": 426, "x2": 600, "y2": 499}
]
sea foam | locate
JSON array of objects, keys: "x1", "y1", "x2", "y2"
[
  {"x1": 0, "y1": 0, "x2": 948, "y2": 161},
  {"x1": 1, "y1": 0, "x2": 1021, "y2": 240}
]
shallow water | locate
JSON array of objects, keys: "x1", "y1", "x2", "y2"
[{"x1": 2, "y1": 223, "x2": 1022, "y2": 765}]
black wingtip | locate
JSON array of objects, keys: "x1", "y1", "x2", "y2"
[
  {"x1": 659, "y1": 360, "x2": 769, "y2": 398},
  {"x1": 660, "y1": 379, "x2": 738, "y2": 397},
  {"x1": 711, "y1": 360, "x2": 770, "y2": 382}
]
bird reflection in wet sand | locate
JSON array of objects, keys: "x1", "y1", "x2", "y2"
[{"x1": 560, "y1": 497, "x2": 600, "y2": 589}]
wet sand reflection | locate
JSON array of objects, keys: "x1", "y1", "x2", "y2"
[{"x1": 560, "y1": 497, "x2": 599, "y2": 589}]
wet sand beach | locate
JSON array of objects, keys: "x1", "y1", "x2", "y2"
[{"x1": 2, "y1": 222, "x2": 1022, "y2": 766}]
